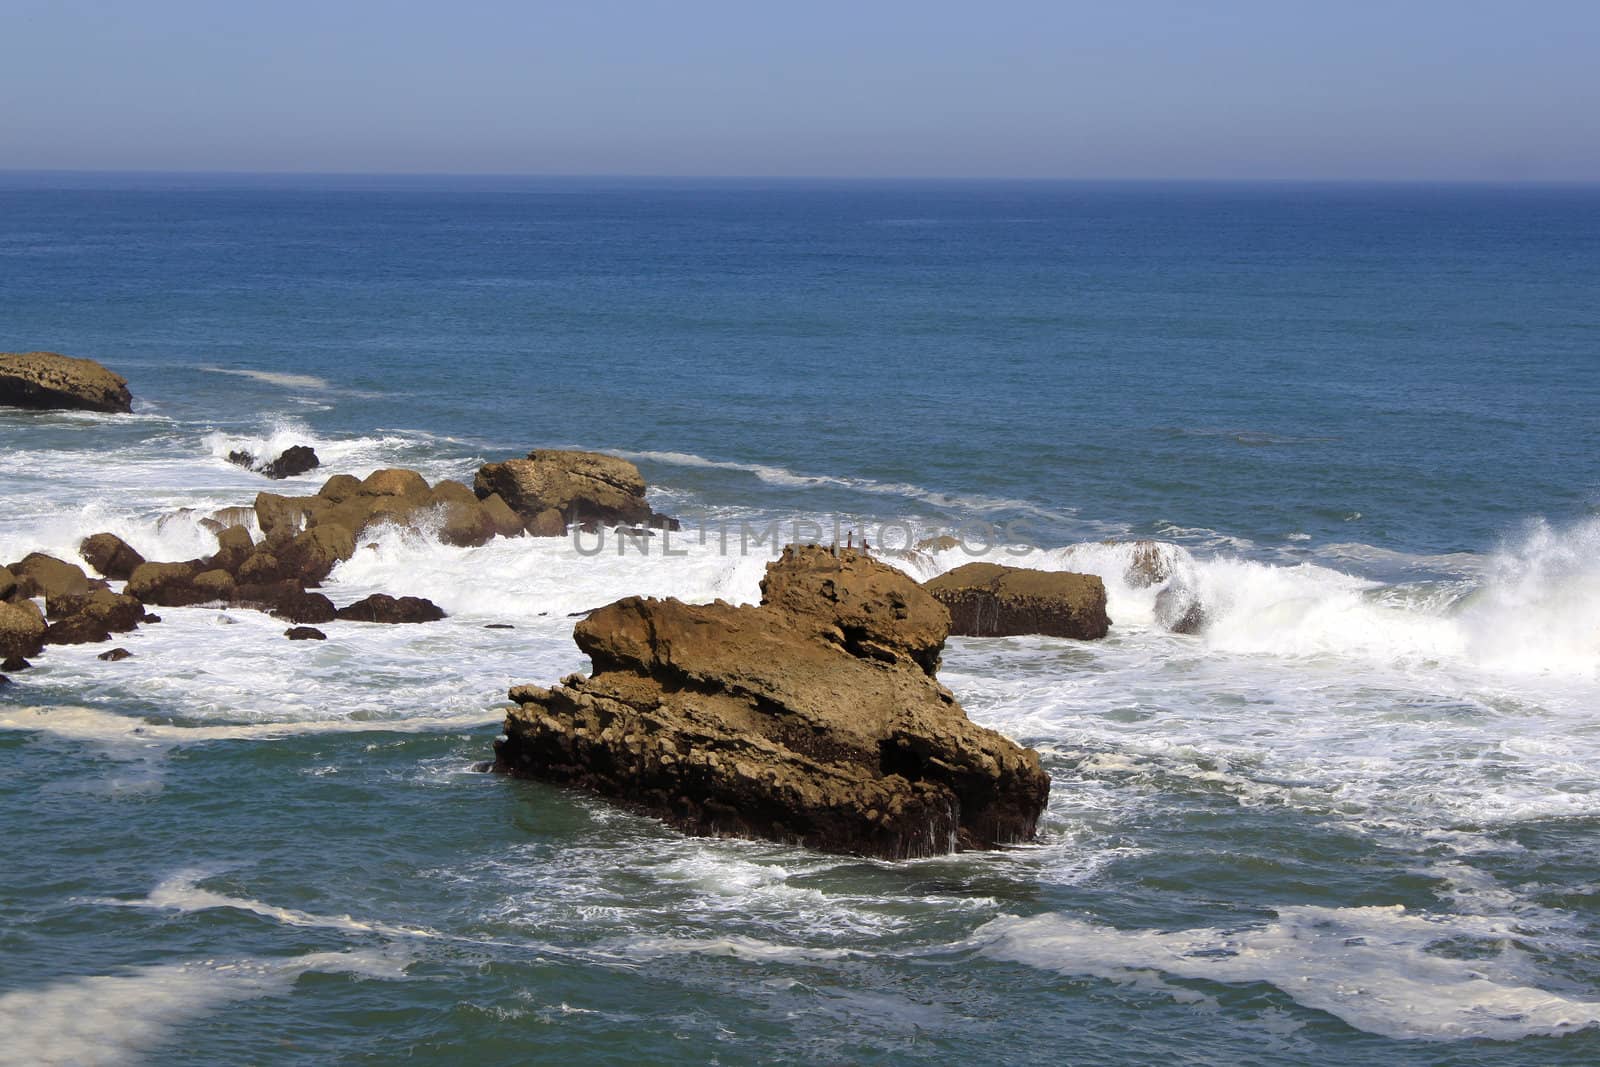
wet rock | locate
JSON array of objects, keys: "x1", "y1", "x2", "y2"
[
  {"x1": 496, "y1": 545, "x2": 1048, "y2": 860},
  {"x1": 474, "y1": 450, "x2": 677, "y2": 532},
  {"x1": 284, "y1": 626, "x2": 327, "y2": 641},
  {"x1": 192, "y1": 569, "x2": 236, "y2": 603},
  {"x1": 484, "y1": 623, "x2": 515, "y2": 630},
  {"x1": 335, "y1": 594, "x2": 445, "y2": 624},
  {"x1": 1154, "y1": 584, "x2": 1208, "y2": 635},
  {"x1": 229, "y1": 445, "x2": 321, "y2": 479},
  {"x1": 278, "y1": 524, "x2": 356, "y2": 585},
  {"x1": 923, "y1": 562, "x2": 1110, "y2": 640},
  {"x1": 0, "y1": 351, "x2": 132, "y2": 413},
  {"x1": 235, "y1": 581, "x2": 336, "y2": 624},
  {"x1": 261, "y1": 445, "x2": 320, "y2": 479},
  {"x1": 914, "y1": 534, "x2": 963, "y2": 553},
  {"x1": 97, "y1": 647, "x2": 134, "y2": 662},
  {"x1": 0, "y1": 565, "x2": 15, "y2": 602},
  {"x1": 361, "y1": 468, "x2": 431, "y2": 502},
  {"x1": 0, "y1": 655, "x2": 30, "y2": 671},
  {"x1": 127, "y1": 561, "x2": 210, "y2": 607},
  {"x1": 0, "y1": 599, "x2": 47, "y2": 659},
  {"x1": 45, "y1": 586, "x2": 144, "y2": 644},
  {"x1": 79, "y1": 533, "x2": 146, "y2": 581}
]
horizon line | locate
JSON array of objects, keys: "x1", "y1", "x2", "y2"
[{"x1": 3, "y1": 167, "x2": 1598, "y2": 189}]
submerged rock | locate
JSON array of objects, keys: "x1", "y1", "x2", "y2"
[
  {"x1": 923, "y1": 562, "x2": 1110, "y2": 640},
  {"x1": 0, "y1": 655, "x2": 30, "y2": 672},
  {"x1": 335, "y1": 594, "x2": 445, "y2": 624},
  {"x1": 1154, "y1": 584, "x2": 1208, "y2": 635},
  {"x1": 79, "y1": 532, "x2": 147, "y2": 582},
  {"x1": 0, "y1": 351, "x2": 132, "y2": 414},
  {"x1": 97, "y1": 647, "x2": 134, "y2": 662},
  {"x1": 227, "y1": 444, "x2": 321, "y2": 480},
  {"x1": 284, "y1": 626, "x2": 327, "y2": 641},
  {"x1": 496, "y1": 545, "x2": 1049, "y2": 860},
  {"x1": 473, "y1": 450, "x2": 677, "y2": 535}
]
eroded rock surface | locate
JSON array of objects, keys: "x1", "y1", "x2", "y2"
[
  {"x1": 474, "y1": 450, "x2": 677, "y2": 535},
  {"x1": 0, "y1": 352, "x2": 132, "y2": 413},
  {"x1": 496, "y1": 545, "x2": 1049, "y2": 859}
]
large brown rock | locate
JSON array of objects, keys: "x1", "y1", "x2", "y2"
[
  {"x1": 0, "y1": 352, "x2": 132, "y2": 414},
  {"x1": 46, "y1": 588, "x2": 145, "y2": 632},
  {"x1": 496, "y1": 546, "x2": 1048, "y2": 859},
  {"x1": 474, "y1": 450, "x2": 677, "y2": 531},
  {"x1": 10, "y1": 553, "x2": 98, "y2": 601},
  {"x1": 0, "y1": 599, "x2": 47, "y2": 659},
  {"x1": 924, "y1": 563, "x2": 1110, "y2": 640},
  {"x1": 277, "y1": 524, "x2": 356, "y2": 585},
  {"x1": 79, "y1": 533, "x2": 146, "y2": 581},
  {"x1": 0, "y1": 565, "x2": 16, "y2": 602},
  {"x1": 335, "y1": 593, "x2": 445, "y2": 624},
  {"x1": 126, "y1": 562, "x2": 210, "y2": 607}
]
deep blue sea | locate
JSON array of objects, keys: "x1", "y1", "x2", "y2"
[{"x1": 2, "y1": 175, "x2": 1598, "y2": 1065}]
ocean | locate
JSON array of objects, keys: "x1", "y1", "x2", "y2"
[{"x1": 1, "y1": 173, "x2": 1597, "y2": 1065}]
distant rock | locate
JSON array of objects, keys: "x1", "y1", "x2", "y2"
[
  {"x1": 97, "y1": 647, "x2": 134, "y2": 662},
  {"x1": 227, "y1": 445, "x2": 322, "y2": 480},
  {"x1": 284, "y1": 626, "x2": 327, "y2": 641},
  {"x1": 335, "y1": 593, "x2": 445, "y2": 624},
  {"x1": 484, "y1": 623, "x2": 515, "y2": 630},
  {"x1": 0, "y1": 351, "x2": 132, "y2": 414},
  {"x1": 473, "y1": 450, "x2": 678, "y2": 535},
  {"x1": 924, "y1": 562, "x2": 1110, "y2": 640},
  {"x1": 79, "y1": 532, "x2": 146, "y2": 581},
  {"x1": 496, "y1": 545, "x2": 1049, "y2": 860}
]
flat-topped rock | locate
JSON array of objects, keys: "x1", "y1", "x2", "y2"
[
  {"x1": 924, "y1": 562, "x2": 1110, "y2": 640},
  {"x1": 496, "y1": 545, "x2": 1049, "y2": 859},
  {"x1": 0, "y1": 352, "x2": 132, "y2": 413},
  {"x1": 474, "y1": 449, "x2": 677, "y2": 535}
]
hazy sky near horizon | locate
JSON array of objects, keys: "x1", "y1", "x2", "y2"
[{"x1": 3, "y1": 0, "x2": 1598, "y2": 180}]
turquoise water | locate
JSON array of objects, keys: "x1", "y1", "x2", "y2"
[{"x1": 2, "y1": 176, "x2": 1598, "y2": 1064}]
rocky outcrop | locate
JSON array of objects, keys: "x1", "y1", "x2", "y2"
[
  {"x1": 923, "y1": 563, "x2": 1110, "y2": 640},
  {"x1": 0, "y1": 352, "x2": 132, "y2": 414},
  {"x1": 252, "y1": 468, "x2": 518, "y2": 556},
  {"x1": 496, "y1": 545, "x2": 1049, "y2": 859},
  {"x1": 473, "y1": 450, "x2": 678, "y2": 535},
  {"x1": 79, "y1": 533, "x2": 146, "y2": 581},
  {"x1": 228, "y1": 445, "x2": 321, "y2": 480},
  {"x1": 334, "y1": 594, "x2": 445, "y2": 624}
]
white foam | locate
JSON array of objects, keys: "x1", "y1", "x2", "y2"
[
  {"x1": 0, "y1": 705, "x2": 500, "y2": 745},
  {"x1": 197, "y1": 365, "x2": 333, "y2": 391},
  {"x1": 617, "y1": 448, "x2": 1075, "y2": 522},
  {"x1": 0, "y1": 949, "x2": 407, "y2": 1067},
  {"x1": 977, "y1": 906, "x2": 1600, "y2": 1042}
]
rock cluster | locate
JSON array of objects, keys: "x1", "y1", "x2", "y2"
[
  {"x1": 474, "y1": 450, "x2": 678, "y2": 536},
  {"x1": 0, "y1": 352, "x2": 133, "y2": 414},
  {"x1": 924, "y1": 562, "x2": 1110, "y2": 640},
  {"x1": 495, "y1": 545, "x2": 1050, "y2": 859}
]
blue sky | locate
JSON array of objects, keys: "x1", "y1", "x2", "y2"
[{"x1": 3, "y1": 0, "x2": 1597, "y2": 179}]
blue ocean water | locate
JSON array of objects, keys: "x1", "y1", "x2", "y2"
[{"x1": 2, "y1": 175, "x2": 1598, "y2": 1064}]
